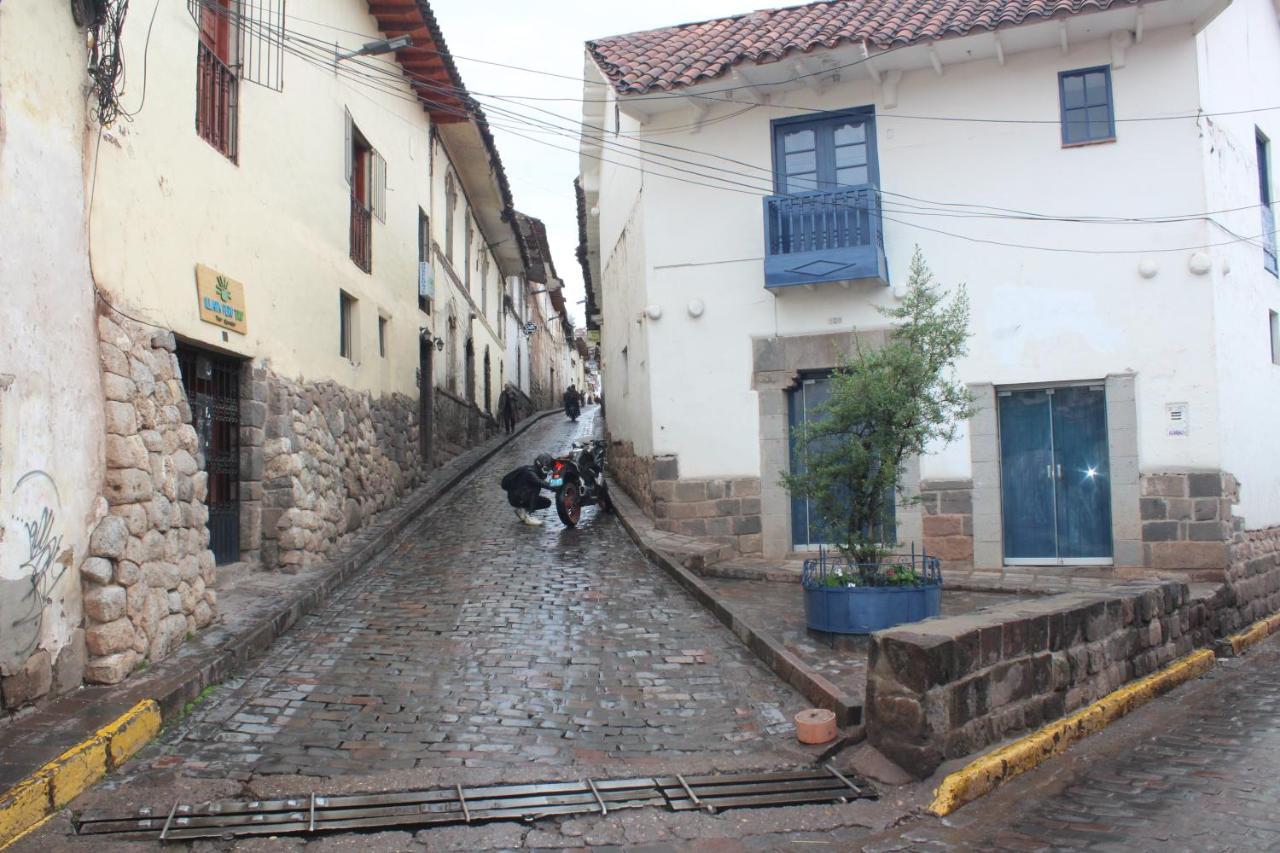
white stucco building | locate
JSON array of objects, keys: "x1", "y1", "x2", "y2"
[
  {"x1": 1, "y1": 0, "x2": 575, "y2": 706},
  {"x1": 580, "y1": 0, "x2": 1280, "y2": 569}
]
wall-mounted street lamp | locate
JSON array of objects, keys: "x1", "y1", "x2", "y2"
[{"x1": 337, "y1": 34, "x2": 412, "y2": 62}]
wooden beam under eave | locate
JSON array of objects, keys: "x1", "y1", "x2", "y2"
[{"x1": 368, "y1": 1, "x2": 416, "y2": 14}]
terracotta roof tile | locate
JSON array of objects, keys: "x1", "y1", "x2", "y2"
[{"x1": 588, "y1": 0, "x2": 1135, "y2": 94}]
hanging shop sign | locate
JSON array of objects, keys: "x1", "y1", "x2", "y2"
[
  {"x1": 195, "y1": 264, "x2": 248, "y2": 334},
  {"x1": 419, "y1": 261, "x2": 435, "y2": 299}
]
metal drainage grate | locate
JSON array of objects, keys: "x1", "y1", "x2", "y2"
[{"x1": 75, "y1": 765, "x2": 876, "y2": 842}]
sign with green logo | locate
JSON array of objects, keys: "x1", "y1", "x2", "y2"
[{"x1": 195, "y1": 264, "x2": 247, "y2": 334}]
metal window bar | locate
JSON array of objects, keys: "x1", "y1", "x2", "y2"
[
  {"x1": 350, "y1": 194, "x2": 372, "y2": 273},
  {"x1": 196, "y1": 41, "x2": 239, "y2": 162},
  {"x1": 176, "y1": 348, "x2": 241, "y2": 565},
  {"x1": 188, "y1": 0, "x2": 286, "y2": 91}
]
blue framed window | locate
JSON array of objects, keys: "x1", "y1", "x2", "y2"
[
  {"x1": 1058, "y1": 66, "x2": 1115, "y2": 146},
  {"x1": 772, "y1": 107, "x2": 878, "y2": 194}
]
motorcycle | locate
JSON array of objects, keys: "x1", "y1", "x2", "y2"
[
  {"x1": 549, "y1": 439, "x2": 612, "y2": 526},
  {"x1": 564, "y1": 397, "x2": 580, "y2": 421}
]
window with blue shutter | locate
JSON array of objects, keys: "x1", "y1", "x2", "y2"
[{"x1": 1059, "y1": 66, "x2": 1115, "y2": 146}]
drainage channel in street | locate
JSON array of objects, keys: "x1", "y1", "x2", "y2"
[{"x1": 75, "y1": 766, "x2": 877, "y2": 842}]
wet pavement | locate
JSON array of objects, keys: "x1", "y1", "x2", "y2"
[
  {"x1": 20, "y1": 409, "x2": 922, "y2": 849},
  {"x1": 130, "y1": 409, "x2": 813, "y2": 777},
  {"x1": 25, "y1": 407, "x2": 1280, "y2": 850}
]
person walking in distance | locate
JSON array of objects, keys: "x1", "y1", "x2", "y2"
[
  {"x1": 500, "y1": 453, "x2": 556, "y2": 526},
  {"x1": 497, "y1": 386, "x2": 517, "y2": 434}
]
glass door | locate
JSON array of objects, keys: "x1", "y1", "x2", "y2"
[{"x1": 998, "y1": 386, "x2": 1112, "y2": 565}]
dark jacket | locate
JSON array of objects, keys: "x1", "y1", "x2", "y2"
[{"x1": 500, "y1": 465, "x2": 553, "y2": 509}]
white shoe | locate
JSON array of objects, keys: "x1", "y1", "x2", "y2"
[
  {"x1": 515, "y1": 508, "x2": 529, "y2": 523},
  {"x1": 522, "y1": 514, "x2": 544, "y2": 527}
]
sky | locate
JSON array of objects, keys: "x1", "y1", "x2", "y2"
[{"x1": 428, "y1": 0, "x2": 754, "y2": 326}]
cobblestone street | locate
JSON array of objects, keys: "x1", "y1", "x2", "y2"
[{"x1": 129, "y1": 409, "x2": 811, "y2": 780}]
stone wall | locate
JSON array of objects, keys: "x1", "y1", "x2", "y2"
[
  {"x1": 605, "y1": 437, "x2": 655, "y2": 515},
  {"x1": 605, "y1": 443, "x2": 762, "y2": 555},
  {"x1": 1213, "y1": 525, "x2": 1280, "y2": 636},
  {"x1": 919, "y1": 479, "x2": 973, "y2": 569},
  {"x1": 261, "y1": 375, "x2": 424, "y2": 572},
  {"x1": 433, "y1": 388, "x2": 498, "y2": 464},
  {"x1": 1140, "y1": 471, "x2": 1238, "y2": 575},
  {"x1": 84, "y1": 314, "x2": 218, "y2": 684},
  {"x1": 866, "y1": 580, "x2": 1211, "y2": 778}
]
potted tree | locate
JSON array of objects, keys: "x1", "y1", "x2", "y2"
[{"x1": 783, "y1": 249, "x2": 975, "y2": 634}]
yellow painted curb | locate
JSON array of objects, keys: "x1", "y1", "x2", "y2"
[
  {"x1": 928, "y1": 649, "x2": 1215, "y2": 817},
  {"x1": 0, "y1": 700, "x2": 160, "y2": 850},
  {"x1": 1228, "y1": 612, "x2": 1280, "y2": 656}
]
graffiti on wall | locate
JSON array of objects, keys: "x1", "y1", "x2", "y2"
[{"x1": 1, "y1": 470, "x2": 71, "y2": 675}]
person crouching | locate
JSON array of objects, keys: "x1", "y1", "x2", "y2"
[{"x1": 500, "y1": 453, "x2": 556, "y2": 526}]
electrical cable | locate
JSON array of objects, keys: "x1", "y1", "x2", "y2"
[
  {"x1": 198, "y1": 3, "x2": 1280, "y2": 256},
  {"x1": 194, "y1": 0, "x2": 1280, "y2": 126}
]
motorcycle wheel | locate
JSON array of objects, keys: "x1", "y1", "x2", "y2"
[
  {"x1": 556, "y1": 484, "x2": 582, "y2": 527},
  {"x1": 598, "y1": 486, "x2": 614, "y2": 514}
]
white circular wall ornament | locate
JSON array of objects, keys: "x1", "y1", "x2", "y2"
[
  {"x1": 1188, "y1": 252, "x2": 1212, "y2": 275},
  {"x1": 892, "y1": 285, "x2": 908, "y2": 300},
  {"x1": 687, "y1": 299, "x2": 705, "y2": 318},
  {"x1": 1137, "y1": 259, "x2": 1158, "y2": 279},
  {"x1": 644, "y1": 304, "x2": 663, "y2": 321}
]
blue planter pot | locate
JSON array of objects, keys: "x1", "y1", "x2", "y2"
[{"x1": 802, "y1": 554, "x2": 943, "y2": 634}]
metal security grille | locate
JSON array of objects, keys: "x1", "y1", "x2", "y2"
[
  {"x1": 188, "y1": 0, "x2": 287, "y2": 92},
  {"x1": 76, "y1": 767, "x2": 875, "y2": 842},
  {"x1": 176, "y1": 345, "x2": 241, "y2": 564}
]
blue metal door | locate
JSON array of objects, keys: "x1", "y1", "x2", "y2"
[{"x1": 998, "y1": 386, "x2": 1112, "y2": 563}]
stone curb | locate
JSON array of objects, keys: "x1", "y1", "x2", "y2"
[
  {"x1": 0, "y1": 700, "x2": 160, "y2": 849},
  {"x1": 927, "y1": 648, "x2": 1216, "y2": 817},
  {"x1": 1223, "y1": 611, "x2": 1280, "y2": 657},
  {"x1": 608, "y1": 481, "x2": 861, "y2": 726},
  {"x1": 0, "y1": 410, "x2": 558, "y2": 848}
]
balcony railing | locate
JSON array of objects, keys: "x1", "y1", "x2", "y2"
[
  {"x1": 763, "y1": 186, "x2": 888, "y2": 289},
  {"x1": 196, "y1": 41, "x2": 238, "y2": 162},
  {"x1": 350, "y1": 195, "x2": 372, "y2": 273}
]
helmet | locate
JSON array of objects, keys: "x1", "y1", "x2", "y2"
[{"x1": 535, "y1": 453, "x2": 554, "y2": 473}]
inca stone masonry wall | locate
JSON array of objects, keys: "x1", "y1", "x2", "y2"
[
  {"x1": 606, "y1": 440, "x2": 762, "y2": 555},
  {"x1": 261, "y1": 376, "x2": 422, "y2": 572},
  {"x1": 1140, "y1": 470, "x2": 1239, "y2": 574},
  {"x1": 866, "y1": 512, "x2": 1280, "y2": 779},
  {"x1": 83, "y1": 313, "x2": 218, "y2": 684},
  {"x1": 919, "y1": 479, "x2": 974, "y2": 569},
  {"x1": 866, "y1": 579, "x2": 1212, "y2": 777}
]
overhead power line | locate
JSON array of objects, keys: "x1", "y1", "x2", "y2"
[{"x1": 195, "y1": 2, "x2": 1279, "y2": 257}]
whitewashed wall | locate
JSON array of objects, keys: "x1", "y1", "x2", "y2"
[
  {"x1": 0, "y1": 2, "x2": 101, "y2": 676},
  {"x1": 94, "y1": 0, "x2": 506, "y2": 406},
  {"x1": 605, "y1": 23, "x2": 1236, "y2": 499},
  {"x1": 1198, "y1": 0, "x2": 1280, "y2": 526}
]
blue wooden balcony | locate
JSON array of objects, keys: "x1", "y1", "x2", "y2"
[{"x1": 763, "y1": 186, "x2": 888, "y2": 289}]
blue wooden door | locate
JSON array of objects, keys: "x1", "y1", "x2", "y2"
[
  {"x1": 998, "y1": 386, "x2": 1112, "y2": 563},
  {"x1": 789, "y1": 375, "x2": 833, "y2": 549}
]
